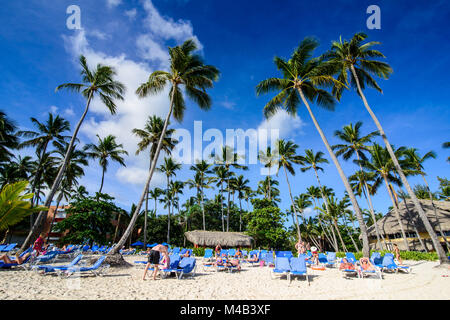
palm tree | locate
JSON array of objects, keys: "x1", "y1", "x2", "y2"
[
  {"x1": 85, "y1": 134, "x2": 128, "y2": 196},
  {"x1": 213, "y1": 165, "x2": 230, "y2": 231},
  {"x1": 403, "y1": 148, "x2": 449, "y2": 250},
  {"x1": 256, "y1": 37, "x2": 370, "y2": 257},
  {"x1": 158, "y1": 157, "x2": 181, "y2": 242},
  {"x1": 233, "y1": 175, "x2": 250, "y2": 232},
  {"x1": 111, "y1": 39, "x2": 219, "y2": 254},
  {"x1": 327, "y1": 33, "x2": 447, "y2": 264},
  {"x1": 360, "y1": 143, "x2": 410, "y2": 250},
  {"x1": 443, "y1": 142, "x2": 450, "y2": 163},
  {"x1": 190, "y1": 160, "x2": 214, "y2": 230},
  {"x1": 46, "y1": 141, "x2": 88, "y2": 243},
  {"x1": 0, "y1": 111, "x2": 19, "y2": 163},
  {"x1": 20, "y1": 55, "x2": 125, "y2": 252},
  {"x1": 318, "y1": 195, "x2": 348, "y2": 252},
  {"x1": 258, "y1": 146, "x2": 278, "y2": 201},
  {"x1": 71, "y1": 185, "x2": 88, "y2": 200},
  {"x1": 213, "y1": 145, "x2": 248, "y2": 232},
  {"x1": 276, "y1": 139, "x2": 304, "y2": 240},
  {"x1": 256, "y1": 177, "x2": 280, "y2": 202},
  {"x1": 133, "y1": 115, "x2": 178, "y2": 247},
  {"x1": 293, "y1": 193, "x2": 312, "y2": 235},
  {"x1": 349, "y1": 170, "x2": 386, "y2": 249},
  {"x1": 17, "y1": 113, "x2": 71, "y2": 206}
]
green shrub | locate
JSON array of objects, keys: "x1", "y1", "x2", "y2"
[{"x1": 334, "y1": 250, "x2": 438, "y2": 261}]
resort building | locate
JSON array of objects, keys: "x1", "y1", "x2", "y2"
[{"x1": 366, "y1": 199, "x2": 450, "y2": 251}]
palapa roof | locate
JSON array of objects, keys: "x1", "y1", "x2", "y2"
[
  {"x1": 367, "y1": 199, "x2": 450, "y2": 237},
  {"x1": 184, "y1": 230, "x2": 254, "y2": 247}
]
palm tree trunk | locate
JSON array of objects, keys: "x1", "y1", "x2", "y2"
[
  {"x1": 384, "y1": 178, "x2": 410, "y2": 250},
  {"x1": 399, "y1": 193, "x2": 428, "y2": 252},
  {"x1": 297, "y1": 87, "x2": 370, "y2": 257},
  {"x1": 342, "y1": 213, "x2": 359, "y2": 252},
  {"x1": 333, "y1": 219, "x2": 348, "y2": 252},
  {"x1": 239, "y1": 197, "x2": 243, "y2": 232},
  {"x1": 311, "y1": 196, "x2": 335, "y2": 250},
  {"x1": 226, "y1": 175, "x2": 231, "y2": 232},
  {"x1": 20, "y1": 92, "x2": 94, "y2": 253},
  {"x1": 144, "y1": 187, "x2": 148, "y2": 248},
  {"x1": 110, "y1": 87, "x2": 176, "y2": 255},
  {"x1": 113, "y1": 212, "x2": 122, "y2": 243},
  {"x1": 98, "y1": 167, "x2": 105, "y2": 195},
  {"x1": 350, "y1": 64, "x2": 447, "y2": 264},
  {"x1": 422, "y1": 175, "x2": 450, "y2": 250},
  {"x1": 46, "y1": 192, "x2": 63, "y2": 244},
  {"x1": 201, "y1": 175, "x2": 206, "y2": 231},
  {"x1": 283, "y1": 164, "x2": 302, "y2": 241},
  {"x1": 220, "y1": 181, "x2": 225, "y2": 232}
]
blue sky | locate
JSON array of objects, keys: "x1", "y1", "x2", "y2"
[{"x1": 1, "y1": 0, "x2": 449, "y2": 225}]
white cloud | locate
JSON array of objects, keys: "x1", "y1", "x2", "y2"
[
  {"x1": 64, "y1": 107, "x2": 75, "y2": 117},
  {"x1": 136, "y1": 34, "x2": 170, "y2": 67},
  {"x1": 220, "y1": 101, "x2": 236, "y2": 110},
  {"x1": 106, "y1": 0, "x2": 122, "y2": 8},
  {"x1": 257, "y1": 109, "x2": 305, "y2": 141},
  {"x1": 125, "y1": 8, "x2": 137, "y2": 20},
  {"x1": 49, "y1": 105, "x2": 58, "y2": 114}
]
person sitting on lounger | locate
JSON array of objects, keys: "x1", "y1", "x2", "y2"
[
  {"x1": 181, "y1": 249, "x2": 191, "y2": 258},
  {"x1": 339, "y1": 258, "x2": 355, "y2": 270},
  {"x1": 359, "y1": 258, "x2": 375, "y2": 271},
  {"x1": 0, "y1": 250, "x2": 34, "y2": 265},
  {"x1": 246, "y1": 252, "x2": 259, "y2": 263},
  {"x1": 215, "y1": 244, "x2": 222, "y2": 257},
  {"x1": 234, "y1": 248, "x2": 243, "y2": 259},
  {"x1": 227, "y1": 258, "x2": 241, "y2": 271}
]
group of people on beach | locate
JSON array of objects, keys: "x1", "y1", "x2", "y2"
[{"x1": 0, "y1": 232, "x2": 48, "y2": 265}]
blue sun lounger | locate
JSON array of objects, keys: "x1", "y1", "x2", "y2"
[
  {"x1": 1, "y1": 243, "x2": 17, "y2": 253},
  {"x1": 174, "y1": 257, "x2": 197, "y2": 279},
  {"x1": 325, "y1": 252, "x2": 337, "y2": 268},
  {"x1": 32, "y1": 254, "x2": 84, "y2": 274},
  {"x1": 263, "y1": 252, "x2": 275, "y2": 267},
  {"x1": 0, "y1": 247, "x2": 33, "y2": 269},
  {"x1": 345, "y1": 252, "x2": 358, "y2": 264},
  {"x1": 159, "y1": 254, "x2": 182, "y2": 278},
  {"x1": 289, "y1": 256, "x2": 309, "y2": 285},
  {"x1": 60, "y1": 256, "x2": 109, "y2": 277},
  {"x1": 271, "y1": 257, "x2": 291, "y2": 280},
  {"x1": 381, "y1": 254, "x2": 411, "y2": 273},
  {"x1": 203, "y1": 248, "x2": 213, "y2": 261},
  {"x1": 340, "y1": 258, "x2": 359, "y2": 278},
  {"x1": 318, "y1": 253, "x2": 328, "y2": 265}
]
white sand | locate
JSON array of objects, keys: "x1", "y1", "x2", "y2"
[{"x1": 0, "y1": 256, "x2": 449, "y2": 300}]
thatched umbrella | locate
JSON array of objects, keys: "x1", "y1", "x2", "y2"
[{"x1": 184, "y1": 230, "x2": 254, "y2": 248}]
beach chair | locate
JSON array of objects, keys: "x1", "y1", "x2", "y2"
[
  {"x1": 339, "y1": 258, "x2": 360, "y2": 278},
  {"x1": 271, "y1": 257, "x2": 291, "y2": 280},
  {"x1": 289, "y1": 256, "x2": 309, "y2": 285},
  {"x1": 318, "y1": 253, "x2": 328, "y2": 265},
  {"x1": 0, "y1": 244, "x2": 6, "y2": 251},
  {"x1": 325, "y1": 252, "x2": 337, "y2": 268},
  {"x1": 60, "y1": 256, "x2": 110, "y2": 278},
  {"x1": 228, "y1": 249, "x2": 236, "y2": 257},
  {"x1": 175, "y1": 257, "x2": 197, "y2": 279},
  {"x1": 263, "y1": 252, "x2": 275, "y2": 267},
  {"x1": 246, "y1": 250, "x2": 260, "y2": 267},
  {"x1": 0, "y1": 247, "x2": 34, "y2": 269},
  {"x1": 370, "y1": 252, "x2": 383, "y2": 269},
  {"x1": 32, "y1": 251, "x2": 60, "y2": 264},
  {"x1": 159, "y1": 254, "x2": 182, "y2": 278},
  {"x1": 381, "y1": 255, "x2": 411, "y2": 273},
  {"x1": 172, "y1": 247, "x2": 181, "y2": 255},
  {"x1": 1, "y1": 243, "x2": 17, "y2": 253},
  {"x1": 32, "y1": 254, "x2": 84, "y2": 274},
  {"x1": 203, "y1": 249, "x2": 213, "y2": 261},
  {"x1": 81, "y1": 245, "x2": 90, "y2": 252},
  {"x1": 359, "y1": 258, "x2": 382, "y2": 279},
  {"x1": 345, "y1": 252, "x2": 358, "y2": 264},
  {"x1": 89, "y1": 245, "x2": 99, "y2": 254}
]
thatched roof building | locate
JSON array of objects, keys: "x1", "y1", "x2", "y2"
[
  {"x1": 367, "y1": 199, "x2": 450, "y2": 237},
  {"x1": 366, "y1": 199, "x2": 450, "y2": 250},
  {"x1": 185, "y1": 230, "x2": 254, "y2": 248}
]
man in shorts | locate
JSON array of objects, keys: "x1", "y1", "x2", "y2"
[{"x1": 142, "y1": 244, "x2": 168, "y2": 280}]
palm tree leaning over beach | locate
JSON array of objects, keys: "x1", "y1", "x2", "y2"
[
  {"x1": 276, "y1": 139, "x2": 304, "y2": 240},
  {"x1": 85, "y1": 134, "x2": 128, "y2": 196},
  {"x1": 20, "y1": 55, "x2": 125, "y2": 253},
  {"x1": 110, "y1": 39, "x2": 219, "y2": 255},
  {"x1": 132, "y1": 115, "x2": 177, "y2": 247},
  {"x1": 327, "y1": 33, "x2": 447, "y2": 264},
  {"x1": 256, "y1": 37, "x2": 371, "y2": 257}
]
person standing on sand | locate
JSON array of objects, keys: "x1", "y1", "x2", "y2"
[
  {"x1": 143, "y1": 244, "x2": 169, "y2": 280},
  {"x1": 295, "y1": 240, "x2": 306, "y2": 256},
  {"x1": 393, "y1": 244, "x2": 403, "y2": 265}
]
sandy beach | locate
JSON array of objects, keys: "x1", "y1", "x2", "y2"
[{"x1": 0, "y1": 256, "x2": 449, "y2": 300}]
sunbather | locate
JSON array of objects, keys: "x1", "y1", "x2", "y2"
[
  {"x1": 234, "y1": 248, "x2": 243, "y2": 258},
  {"x1": 227, "y1": 258, "x2": 241, "y2": 271},
  {"x1": 359, "y1": 257, "x2": 375, "y2": 271},
  {"x1": 0, "y1": 251, "x2": 33, "y2": 265},
  {"x1": 246, "y1": 252, "x2": 259, "y2": 263},
  {"x1": 215, "y1": 244, "x2": 222, "y2": 257},
  {"x1": 339, "y1": 258, "x2": 355, "y2": 270}
]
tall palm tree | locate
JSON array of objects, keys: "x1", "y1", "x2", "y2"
[
  {"x1": 213, "y1": 165, "x2": 230, "y2": 231},
  {"x1": 256, "y1": 37, "x2": 370, "y2": 257},
  {"x1": 403, "y1": 148, "x2": 449, "y2": 250},
  {"x1": 276, "y1": 139, "x2": 304, "y2": 240},
  {"x1": 443, "y1": 142, "x2": 450, "y2": 163},
  {"x1": 258, "y1": 146, "x2": 278, "y2": 201},
  {"x1": 111, "y1": 39, "x2": 219, "y2": 254},
  {"x1": 233, "y1": 175, "x2": 250, "y2": 232},
  {"x1": 190, "y1": 160, "x2": 214, "y2": 230},
  {"x1": 360, "y1": 143, "x2": 410, "y2": 250},
  {"x1": 293, "y1": 194, "x2": 312, "y2": 235},
  {"x1": 318, "y1": 195, "x2": 348, "y2": 252},
  {"x1": 213, "y1": 145, "x2": 248, "y2": 232},
  {"x1": 132, "y1": 115, "x2": 178, "y2": 247},
  {"x1": 46, "y1": 141, "x2": 88, "y2": 243},
  {"x1": 0, "y1": 111, "x2": 19, "y2": 163},
  {"x1": 85, "y1": 134, "x2": 128, "y2": 195},
  {"x1": 18, "y1": 113, "x2": 71, "y2": 206},
  {"x1": 158, "y1": 157, "x2": 181, "y2": 242},
  {"x1": 256, "y1": 177, "x2": 280, "y2": 202},
  {"x1": 349, "y1": 170, "x2": 386, "y2": 249},
  {"x1": 327, "y1": 33, "x2": 447, "y2": 263},
  {"x1": 20, "y1": 55, "x2": 125, "y2": 252}
]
